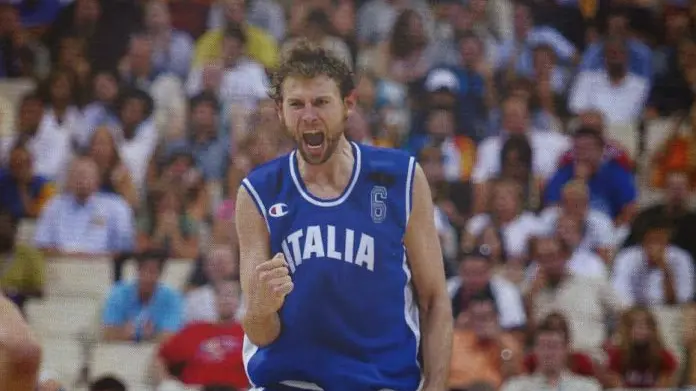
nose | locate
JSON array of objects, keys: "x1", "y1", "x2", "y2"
[{"x1": 299, "y1": 106, "x2": 320, "y2": 123}]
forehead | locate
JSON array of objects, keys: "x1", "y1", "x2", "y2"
[{"x1": 282, "y1": 75, "x2": 342, "y2": 101}]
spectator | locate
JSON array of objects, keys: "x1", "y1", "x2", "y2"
[
  {"x1": 601, "y1": 307, "x2": 678, "y2": 389},
  {"x1": 539, "y1": 180, "x2": 615, "y2": 262},
  {"x1": 472, "y1": 96, "x2": 570, "y2": 214},
  {"x1": 496, "y1": 134, "x2": 542, "y2": 211},
  {"x1": 89, "y1": 376, "x2": 127, "y2": 391},
  {"x1": 208, "y1": 0, "x2": 287, "y2": 43},
  {"x1": 0, "y1": 143, "x2": 56, "y2": 219},
  {"x1": 523, "y1": 312, "x2": 595, "y2": 377},
  {"x1": 625, "y1": 171, "x2": 696, "y2": 261},
  {"x1": 193, "y1": 0, "x2": 278, "y2": 70},
  {"x1": 463, "y1": 179, "x2": 542, "y2": 264},
  {"x1": 76, "y1": 69, "x2": 122, "y2": 147},
  {"x1": 613, "y1": 215, "x2": 695, "y2": 306},
  {"x1": 648, "y1": 35, "x2": 695, "y2": 117},
  {"x1": 34, "y1": 156, "x2": 134, "y2": 257},
  {"x1": 187, "y1": 26, "x2": 269, "y2": 113},
  {"x1": 86, "y1": 127, "x2": 139, "y2": 208},
  {"x1": 155, "y1": 277, "x2": 248, "y2": 389},
  {"x1": 551, "y1": 214, "x2": 608, "y2": 280},
  {"x1": 184, "y1": 244, "x2": 239, "y2": 324},
  {"x1": 449, "y1": 293, "x2": 523, "y2": 389},
  {"x1": 102, "y1": 251, "x2": 183, "y2": 343},
  {"x1": 143, "y1": 0, "x2": 194, "y2": 81},
  {"x1": 544, "y1": 127, "x2": 637, "y2": 225},
  {"x1": 0, "y1": 208, "x2": 44, "y2": 312},
  {"x1": 281, "y1": 9, "x2": 353, "y2": 69},
  {"x1": 446, "y1": 248, "x2": 526, "y2": 331},
  {"x1": 356, "y1": 0, "x2": 434, "y2": 48},
  {"x1": 649, "y1": 106, "x2": 696, "y2": 189},
  {"x1": 0, "y1": 4, "x2": 47, "y2": 78},
  {"x1": 0, "y1": 92, "x2": 44, "y2": 163},
  {"x1": 118, "y1": 33, "x2": 187, "y2": 143},
  {"x1": 166, "y1": 93, "x2": 229, "y2": 182},
  {"x1": 524, "y1": 235, "x2": 626, "y2": 356},
  {"x1": 569, "y1": 37, "x2": 649, "y2": 125},
  {"x1": 500, "y1": 318, "x2": 601, "y2": 391}
]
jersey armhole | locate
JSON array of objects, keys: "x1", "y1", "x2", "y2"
[
  {"x1": 241, "y1": 178, "x2": 270, "y2": 232},
  {"x1": 405, "y1": 156, "x2": 416, "y2": 228}
]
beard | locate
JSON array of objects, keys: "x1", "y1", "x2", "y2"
[{"x1": 288, "y1": 116, "x2": 347, "y2": 166}]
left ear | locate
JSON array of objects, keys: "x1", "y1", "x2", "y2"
[{"x1": 343, "y1": 89, "x2": 357, "y2": 117}]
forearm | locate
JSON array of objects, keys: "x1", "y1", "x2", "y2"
[
  {"x1": 242, "y1": 311, "x2": 282, "y2": 347},
  {"x1": 420, "y1": 293, "x2": 453, "y2": 390},
  {"x1": 102, "y1": 326, "x2": 133, "y2": 342}
]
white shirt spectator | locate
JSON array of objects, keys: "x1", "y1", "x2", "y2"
[
  {"x1": 447, "y1": 275, "x2": 527, "y2": 329},
  {"x1": 466, "y1": 212, "x2": 542, "y2": 258},
  {"x1": 34, "y1": 193, "x2": 135, "y2": 254},
  {"x1": 30, "y1": 107, "x2": 82, "y2": 182},
  {"x1": 568, "y1": 70, "x2": 649, "y2": 125},
  {"x1": 528, "y1": 250, "x2": 608, "y2": 281},
  {"x1": 185, "y1": 284, "x2": 244, "y2": 324},
  {"x1": 472, "y1": 131, "x2": 570, "y2": 184},
  {"x1": 538, "y1": 206, "x2": 616, "y2": 251},
  {"x1": 612, "y1": 245, "x2": 695, "y2": 306},
  {"x1": 186, "y1": 58, "x2": 269, "y2": 111},
  {"x1": 115, "y1": 119, "x2": 158, "y2": 191}
]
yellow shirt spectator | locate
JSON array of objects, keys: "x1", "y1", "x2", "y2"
[
  {"x1": 193, "y1": 25, "x2": 279, "y2": 70},
  {"x1": 0, "y1": 244, "x2": 45, "y2": 300}
]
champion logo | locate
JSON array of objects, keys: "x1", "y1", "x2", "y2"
[{"x1": 268, "y1": 203, "x2": 289, "y2": 218}]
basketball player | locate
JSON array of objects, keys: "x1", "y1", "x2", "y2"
[
  {"x1": 0, "y1": 294, "x2": 42, "y2": 390},
  {"x1": 236, "y1": 42, "x2": 453, "y2": 391}
]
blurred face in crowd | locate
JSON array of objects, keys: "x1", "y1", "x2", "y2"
[
  {"x1": 0, "y1": 6, "x2": 20, "y2": 36},
  {"x1": 224, "y1": 0, "x2": 246, "y2": 25},
  {"x1": 215, "y1": 280, "x2": 241, "y2": 321},
  {"x1": 641, "y1": 227, "x2": 670, "y2": 263},
  {"x1": 479, "y1": 227, "x2": 503, "y2": 261},
  {"x1": 137, "y1": 259, "x2": 162, "y2": 297},
  {"x1": 492, "y1": 182, "x2": 520, "y2": 219},
  {"x1": 8, "y1": 147, "x2": 33, "y2": 183},
  {"x1": 68, "y1": 158, "x2": 99, "y2": 201},
  {"x1": 459, "y1": 35, "x2": 483, "y2": 68},
  {"x1": 93, "y1": 72, "x2": 119, "y2": 103},
  {"x1": 89, "y1": 128, "x2": 117, "y2": 169},
  {"x1": 0, "y1": 212, "x2": 16, "y2": 253},
  {"x1": 459, "y1": 256, "x2": 491, "y2": 294},
  {"x1": 405, "y1": 13, "x2": 426, "y2": 43},
  {"x1": 501, "y1": 149, "x2": 529, "y2": 182},
  {"x1": 679, "y1": 40, "x2": 696, "y2": 74},
  {"x1": 604, "y1": 40, "x2": 628, "y2": 78},
  {"x1": 129, "y1": 36, "x2": 153, "y2": 73},
  {"x1": 665, "y1": 172, "x2": 690, "y2": 208},
  {"x1": 18, "y1": 97, "x2": 44, "y2": 135},
  {"x1": 560, "y1": 183, "x2": 588, "y2": 218},
  {"x1": 533, "y1": 46, "x2": 556, "y2": 75},
  {"x1": 573, "y1": 134, "x2": 603, "y2": 169},
  {"x1": 145, "y1": 1, "x2": 171, "y2": 31},
  {"x1": 469, "y1": 299, "x2": 499, "y2": 340},
  {"x1": 665, "y1": 11, "x2": 690, "y2": 41},
  {"x1": 120, "y1": 97, "x2": 147, "y2": 129},
  {"x1": 205, "y1": 245, "x2": 237, "y2": 282},
  {"x1": 58, "y1": 37, "x2": 84, "y2": 69},
  {"x1": 426, "y1": 110, "x2": 455, "y2": 142},
  {"x1": 501, "y1": 98, "x2": 529, "y2": 134},
  {"x1": 345, "y1": 109, "x2": 369, "y2": 142},
  {"x1": 156, "y1": 190, "x2": 182, "y2": 215},
  {"x1": 75, "y1": 0, "x2": 101, "y2": 26},
  {"x1": 535, "y1": 330, "x2": 568, "y2": 374},
  {"x1": 50, "y1": 73, "x2": 73, "y2": 105},
  {"x1": 536, "y1": 237, "x2": 567, "y2": 281},
  {"x1": 221, "y1": 36, "x2": 244, "y2": 66},
  {"x1": 279, "y1": 75, "x2": 355, "y2": 165},
  {"x1": 555, "y1": 215, "x2": 583, "y2": 250},
  {"x1": 355, "y1": 74, "x2": 376, "y2": 108},
  {"x1": 468, "y1": 0, "x2": 487, "y2": 18},
  {"x1": 513, "y1": 4, "x2": 532, "y2": 37},
  {"x1": 191, "y1": 101, "x2": 218, "y2": 138},
  {"x1": 606, "y1": 14, "x2": 629, "y2": 38}
]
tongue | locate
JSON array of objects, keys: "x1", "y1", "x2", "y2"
[{"x1": 303, "y1": 133, "x2": 325, "y2": 147}]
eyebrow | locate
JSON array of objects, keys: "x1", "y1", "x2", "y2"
[{"x1": 286, "y1": 95, "x2": 335, "y2": 102}]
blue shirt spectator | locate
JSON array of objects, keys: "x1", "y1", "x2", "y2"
[
  {"x1": 580, "y1": 39, "x2": 653, "y2": 80},
  {"x1": 102, "y1": 251, "x2": 183, "y2": 342}
]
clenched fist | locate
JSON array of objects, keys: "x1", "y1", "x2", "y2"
[{"x1": 248, "y1": 253, "x2": 294, "y2": 316}]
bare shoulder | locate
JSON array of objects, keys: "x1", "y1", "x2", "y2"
[{"x1": 407, "y1": 163, "x2": 435, "y2": 227}]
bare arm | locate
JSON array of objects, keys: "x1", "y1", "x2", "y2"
[
  {"x1": 404, "y1": 164, "x2": 453, "y2": 391},
  {"x1": 101, "y1": 325, "x2": 134, "y2": 342},
  {"x1": 0, "y1": 295, "x2": 42, "y2": 391},
  {"x1": 236, "y1": 185, "x2": 282, "y2": 347}
]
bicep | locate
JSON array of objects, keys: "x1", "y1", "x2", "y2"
[
  {"x1": 235, "y1": 185, "x2": 271, "y2": 296},
  {"x1": 404, "y1": 164, "x2": 447, "y2": 303}
]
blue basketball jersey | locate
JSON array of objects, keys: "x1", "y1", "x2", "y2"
[{"x1": 241, "y1": 142, "x2": 422, "y2": 391}]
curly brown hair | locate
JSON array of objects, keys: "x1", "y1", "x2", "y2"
[{"x1": 269, "y1": 39, "x2": 354, "y2": 103}]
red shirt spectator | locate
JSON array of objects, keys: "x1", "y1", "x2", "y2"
[
  {"x1": 524, "y1": 351, "x2": 595, "y2": 377},
  {"x1": 605, "y1": 345, "x2": 678, "y2": 388},
  {"x1": 157, "y1": 278, "x2": 248, "y2": 389}
]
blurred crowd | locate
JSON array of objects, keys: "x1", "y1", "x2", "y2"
[{"x1": 2, "y1": 0, "x2": 696, "y2": 390}]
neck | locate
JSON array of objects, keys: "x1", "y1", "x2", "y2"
[
  {"x1": 542, "y1": 368, "x2": 562, "y2": 385},
  {"x1": 53, "y1": 102, "x2": 68, "y2": 116},
  {"x1": 139, "y1": 289, "x2": 153, "y2": 303},
  {"x1": 496, "y1": 210, "x2": 516, "y2": 224},
  {"x1": 297, "y1": 136, "x2": 354, "y2": 186},
  {"x1": 74, "y1": 193, "x2": 91, "y2": 205}
]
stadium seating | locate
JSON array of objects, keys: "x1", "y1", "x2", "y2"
[
  {"x1": 91, "y1": 342, "x2": 157, "y2": 389},
  {"x1": 45, "y1": 257, "x2": 114, "y2": 299},
  {"x1": 26, "y1": 297, "x2": 100, "y2": 339}
]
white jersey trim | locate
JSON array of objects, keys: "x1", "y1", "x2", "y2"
[
  {"x1": 289, "y1": 142, "x2": 362, "y2": 207},
  {"x1": 405, "y1": 156, "x2": 416, "y2": 226}
]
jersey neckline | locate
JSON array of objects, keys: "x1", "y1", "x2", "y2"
[{"x1": 288, "y1": 141, "x2": 362, "y2": 207}]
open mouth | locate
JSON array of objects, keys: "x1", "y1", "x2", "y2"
[{"x1": 302, "y1": 132, "x2": 325, "y2": 149}]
